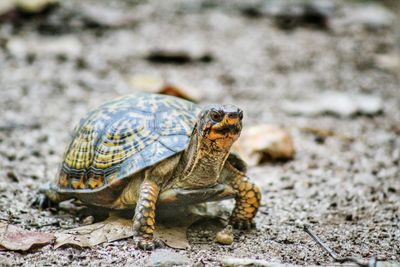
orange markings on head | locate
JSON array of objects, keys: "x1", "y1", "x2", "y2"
[
  {"x1": 208, "y1": 129, "x2": 226, "y2": 140},
  {"x1": 215, "y1": 136, "x2": 237, "y2": 149},
  {"x1": 224, "y1": 116, "x2": 240, "y2": 126}
]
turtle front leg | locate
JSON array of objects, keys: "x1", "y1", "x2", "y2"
[
  {"x1": 229, "y1": 175, "x2": 261, "y2": 230},
  {"x1": 132, "y1": 180, "x2": 163, "y2": 250}
]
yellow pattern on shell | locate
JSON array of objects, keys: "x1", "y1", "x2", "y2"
[{"x1": 58, "y1": 92, "x2": 200, "y2": 191}]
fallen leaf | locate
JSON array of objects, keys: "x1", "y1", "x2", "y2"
[
  {"x1": 54, "y1": 217, "x2": 131, "y2": 249},
  {"x1": 154, "y1": 224, "x2": 191, "y2": 249},
  {"x1": 159, "y1": 84, "x2": 201, "y2": 103},
  {"x1": 55, "y1": 214, "x2": 200, "y2": 249},
  {"x1": 125, "y1": 74, "x2": 202, "y2": 102},
  {"x1": 233, "y1": 124, "x2": 295, "y2": 166},
  {"x1": 0, "y1": 222, "x2": 54, "y2": 251},
  {"x1": 301, "y1": 127, "x2": 354, "y2": 142}
]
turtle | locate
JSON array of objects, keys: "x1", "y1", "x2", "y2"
[{"x1": 36, "y1": 92, "x2": 261, "y2": 250}]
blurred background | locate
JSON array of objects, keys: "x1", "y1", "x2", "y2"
[{"x1": 0, "y1": 0, "x2": 399, "y2": 266}]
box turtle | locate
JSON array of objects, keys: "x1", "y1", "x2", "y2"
[{"x1": 36, "y1": 92, "x2": 261, "y2": 250}]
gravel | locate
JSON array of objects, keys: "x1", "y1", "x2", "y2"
[{"x1": 0, "y1": 0, "x2": 399, "y2": 266}]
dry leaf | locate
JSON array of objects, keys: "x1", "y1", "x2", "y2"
[
  {"x1": 154, "y1": 224, "x2": 191, "y2": 249},
  {"x1": 55, "y1": 214, "x2": 199, "y2": 249},
  {"x1": 125, "y1": 74, "x2": 201, "y2": 102},
  {"x1": 0, "y1": 222, "x2": 54, "y2": 251},
  {"x1": 233, "y1": 124, "x2": 295, "y2": 166},
  {"x1": 54, "y1": 217, "x2": 132, "y2": 249},
  {"x1": 301, "y1": 127, "x2": 354, "y2": 142}
]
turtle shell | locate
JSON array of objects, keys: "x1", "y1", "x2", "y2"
[{"x1": 56, "y1": 92, "x2": 200, "y2": 193}]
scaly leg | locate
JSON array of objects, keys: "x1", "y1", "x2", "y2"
[
  {"x1": 132, "y1": 180, "x2": 163, "y2": 250},
  {"x1": 229, "y1": 175, "x2": 261, "y2": 230}
]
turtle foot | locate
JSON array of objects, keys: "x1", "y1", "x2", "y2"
[
  {"x1": 134, "y1": 236, "x2": 164, "y2": 250},
  {"x1": 229, "y1": 217, "x2": 256, "y2": 230}
]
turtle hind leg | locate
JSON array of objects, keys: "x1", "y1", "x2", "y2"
[{"x1": 32, "y1": 183, "x2": 68, "y2": 210}]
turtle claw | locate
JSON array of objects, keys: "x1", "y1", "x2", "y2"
[
  {"x1": 229, "y1": 218, "x2": 256, "y2": 230},
  {"x1": 32, "y1": 194, "x2": 56, "y2": 210},
  {"x1": 134, "y1": 236, "x2": 164, "y2": 251}
]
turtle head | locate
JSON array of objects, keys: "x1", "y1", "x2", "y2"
[{"x1": 195, "y1": 104, "x2": 243, "y2": 150}]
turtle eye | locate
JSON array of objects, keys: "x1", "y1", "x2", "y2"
[{"x1": 210, "y1": 110, "x2": 223, "y2": 122}]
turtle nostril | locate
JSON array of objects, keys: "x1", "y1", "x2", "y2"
[{"x1": 228, "y1": 113, "x2": 238, "y2": 119}]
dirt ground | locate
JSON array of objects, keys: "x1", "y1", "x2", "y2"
[{"x1": 0, "y1": 0, "x2": 399, "y2": 266}]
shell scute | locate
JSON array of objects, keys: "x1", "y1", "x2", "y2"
[{"x1": 56, "y1": 92, "x2": 200, "y2": 193}]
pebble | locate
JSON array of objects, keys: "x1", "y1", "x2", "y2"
[
  {"x1": 215, "y1": 225, "x2": 234, "y2": 245},
  {"x1": 282, "y1": 91, "x2": 383, "y2": 117},
  {"x1": 147, "y1": 249, "x2": 190, "y2": 267},
  {"x1": 7, "y1": 36, "x2": 82, "y2": 59}
]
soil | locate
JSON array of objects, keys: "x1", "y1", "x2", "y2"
[{"x1": 0, "y1": 0, "x2": 399, "y2": 266}]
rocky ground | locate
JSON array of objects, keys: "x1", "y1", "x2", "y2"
[{"x1": 0, "y1": 0, "x2": 399, "y2": 266}]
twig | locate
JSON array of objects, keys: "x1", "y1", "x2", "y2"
[{"x1": 303, "y1": 225, "x2": 377, "y2": 267}]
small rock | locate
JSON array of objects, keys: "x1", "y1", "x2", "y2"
[
  {"x1": 215, "y1": 225, "x2": 234, "y2": 245},
  {"x1": 282, "y1": 91, "x2": 383, "y2": 117},
  {"x1": 375, "y1": 54, "x2": 400, "y2": 73},
  {"x1": 147, "y1": 249, "x2": 190, "y2": 267},
  {"x1": 7, "y1": 36, "x2": 82, "y2": 59},
  {"x1": 78, "y1": 4, "x2": 137, "y2": 28},
  {"x1": 221, "y1": 257, "x2": 289, "y2": 267},
  {"x1": 335, "y1": 4, "x2": 395, "y2": 31},
  {"x1": 233, "y1": 124, "x2": 295, "y2": 166}
]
